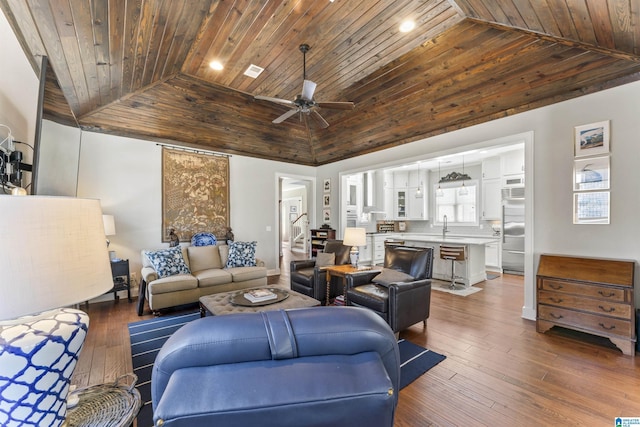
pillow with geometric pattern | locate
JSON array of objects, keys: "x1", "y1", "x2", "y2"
[
  {"x1": 225, "y1": 241, "x2": 257, "y2": 268},
  {"x1": 144, "y1": 246, "x2": 191, "y2": 279}
]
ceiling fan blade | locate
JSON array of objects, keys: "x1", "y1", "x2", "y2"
[
  {"x1": 255, "y1": 95, "x2": 295, "y2": 106},
  {"x1": 311, "y1": 110, "x2": 330, "y2": 129},
  {"x1": 273, "y1": 108, "x2": 299, "y2": 124},
  {"x1": 317, "y1": 101, "x2": 355, "y2": 110},
  {"x1": 301, "y1": 80, "x2": 317, "y2": 101}
]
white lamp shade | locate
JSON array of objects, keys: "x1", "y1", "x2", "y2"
[
  {"x1": 0, "y1": 196, "x2": 114, "y2": 321},
  {"x1": 343, "y1": 227, "x2": 367, "y2": 247},
  {"x1": 102, "y1": 214, "x2": 116, "y2": 236}
]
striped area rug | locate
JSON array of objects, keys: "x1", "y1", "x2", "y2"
[{"x1": 128, "y1": 311, "x2": 446, "y2": 427}]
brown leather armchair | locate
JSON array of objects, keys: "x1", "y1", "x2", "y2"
[
  {"x1": 290, "y1": 240, "x2": 352, "y2": 304},
  {"x1": 345, "y1": 246, "x2": 434, "y2": 333}
]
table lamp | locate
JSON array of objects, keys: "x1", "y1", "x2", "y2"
[
  {"x1": 343, "y1": 227, "x2": 367, "y2": 268},
  {"x1": 0, "y1": 196, "x2": 113, "y2": 427}
]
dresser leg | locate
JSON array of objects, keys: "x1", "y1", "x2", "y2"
[{"x1": 609, "y1": 338, "x2": 635, "y2": 356}]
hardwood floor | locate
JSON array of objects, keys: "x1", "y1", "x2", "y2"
[{"x1": 73, "y1": 252, "x2": 640, "y2": 426}]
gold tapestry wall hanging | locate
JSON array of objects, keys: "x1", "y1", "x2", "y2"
[{"x1": 162, "y1": 148, "x2": 229, "y2": 242}]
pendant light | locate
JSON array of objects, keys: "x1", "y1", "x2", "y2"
[
  {"x1": 436, "y1": 161, "x2": 444, "y2": 197},
  {"x1": 458, "y1": 155, "x2": 469, "y2": 196},
  {"x1": 415, "y1": 161, "x2": 423, "y2": 197}
]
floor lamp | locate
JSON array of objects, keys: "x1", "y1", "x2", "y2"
[{"x1": 0, "y1": 196, "x2": 113, "y2": 427}]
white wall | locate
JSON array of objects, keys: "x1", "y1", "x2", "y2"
[
  {"x1": 0, "y1": 8, "x2": 38, "y2": 172},
  {"x1": 37, "y1": 120, "x2": 81, "y2": 195},
  {"x1": 75, "y1": 131, "x2": 315, "y2": 284}
]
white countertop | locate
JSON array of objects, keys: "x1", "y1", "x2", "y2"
[{"x1": 367, "y1": 232, "x2": 499, "y2": 246}]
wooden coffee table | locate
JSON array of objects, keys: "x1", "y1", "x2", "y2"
[{"x1": 199, "y1": 287, "x2": 320, "y2": 317}]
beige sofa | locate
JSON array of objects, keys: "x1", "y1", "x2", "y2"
[{"x1": 138, "y1": 244, "x2": 267, "y2": 315}]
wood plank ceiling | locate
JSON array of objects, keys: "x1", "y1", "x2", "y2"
[{"x1": 2, "y1": 0, "x2": 640, "y2": 166}]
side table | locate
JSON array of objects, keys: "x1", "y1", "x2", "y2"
[
  {"x1": 324, "y1": 265, "x2": 382, "y2": 306},
  {"x1": 109, "y1": 259, "x2": 131, "y2": 302}
]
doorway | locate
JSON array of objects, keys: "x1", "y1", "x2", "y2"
[{"x1": 278, "y1": 175, "x2": 315, "y2": 270}]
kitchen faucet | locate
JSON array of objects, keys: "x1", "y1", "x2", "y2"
[{"x1": 442, "y1": 214, "x2": 449, "y2": 239}]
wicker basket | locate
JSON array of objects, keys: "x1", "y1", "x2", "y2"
[{"x1": 66, "y1": 373, "x2": 141, "y2": 427}]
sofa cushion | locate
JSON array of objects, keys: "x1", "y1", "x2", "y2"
[
  {"x1": 187, "y1": 245, "x2": 223, "y2": 271},
  {"x1": 372, "y1": 268, "x2": 414, "y2": 286},
  {"x1": 218, "y1": 244, "x2": 229, "y2": 266},
  {"x1": 191, "y1": 232, "x2": 217, "y2": 247},
  {"x1": 148, "y1": 274, "x2": 198, "y2": 295},
  {"x1": 194, "y1": 269, "x2": 233, "y2": 288},
  {"x1": 228, "y1": 266, "x2": 267, "y2": 282},
  {"x1": 225, "y1": 241, "x2": 257, "y2": 268},
  {"x1": 315, "y1": 252, "x2": 335, "y2": 267},
  {"x1": 144, "y1": 246, "x2": 191, "y2": 279}
]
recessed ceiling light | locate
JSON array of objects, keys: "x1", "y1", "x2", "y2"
[
  {"x1": 209, "y1": 60, "x2": 223, "y2": 71},
  {"x1": 399, "y1": 20, "x2": 415, "y2": 33}
]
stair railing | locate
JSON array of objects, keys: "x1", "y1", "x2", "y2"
[{"x1": 289, "y1": 212, "x2": 308, "y2": 254}]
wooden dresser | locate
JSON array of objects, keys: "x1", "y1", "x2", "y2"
[{"x1": 536, "y1": 254, "x2": 636, "y2": 356}]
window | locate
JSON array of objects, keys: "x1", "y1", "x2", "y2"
[{"x1": 434, "y1": 180, "x2": 478, "y2": 225}]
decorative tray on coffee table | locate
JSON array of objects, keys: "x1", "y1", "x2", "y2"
[{"x1": 231, "y1": 288, "x2": 289, "y2": 307}]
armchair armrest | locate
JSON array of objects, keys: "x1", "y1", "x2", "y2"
[
  {"x1": 141, "y1": 266, "x2": 158, "y2": 283},
  {"x1": 290, "y1": 259, "x2": 316, "y2": 271},
  {"x1": 345, "y1": 271, "x2": 381, "y2": 288},
  {"x1": 386, "y1": 279, "x2": 431, "y2": 332}
]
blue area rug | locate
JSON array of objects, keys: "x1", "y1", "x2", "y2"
[{"x1": 128, "y1": 311, "x2": 446, "y2": 427}]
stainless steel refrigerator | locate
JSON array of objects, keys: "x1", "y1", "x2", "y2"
[{"x1": 501, "y1": 187, "x2": 524, "y2": 275}]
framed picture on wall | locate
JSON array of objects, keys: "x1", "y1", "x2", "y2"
[
  {"x1": 323, "y1": 194, "x2": 330, "y2": 207},
  {"x1": 322, "y1": 209, "x2": 331, "y2": 223},
  {"x1": 573, "y1": 191, "x2": 610, "y2": 224},
  {"x1": 574, "y1": 120, "x2": 609, "y2": 158},
  {"x1": 573, "y1": 156, "x2": 610, "y2": 191},
  {"x1": 323, "y1": 178, "x2": 331, "y2": 193}
]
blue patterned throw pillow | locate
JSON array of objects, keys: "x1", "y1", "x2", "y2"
[
  {"x1": 191, "y1": 232, "x2": 217, "y2": 247},
  {"x1": 144, "y1": 246, "x2": 191, "y2": 278},
  {"x1": 225, "y1": 241, "x2": 257, "y2": 268}
]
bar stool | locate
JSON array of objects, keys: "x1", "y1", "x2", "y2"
[{"x1": 439, "y1": 245, "x2": 466, "y2": 290}]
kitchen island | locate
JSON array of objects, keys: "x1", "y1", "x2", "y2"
[{"x1": 365, "y1": 233, "x2": 498, "y2": 287}]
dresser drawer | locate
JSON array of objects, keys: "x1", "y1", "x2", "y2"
[
  {"x1": 538, "y1": 305, "x2": 632, "y2": 339},
  {"x1": 540, "y1": 279, "x2": 627, "y2": 302},
  {"x1": 538, "y1": 290, "x2": 632, "y2": 319}
]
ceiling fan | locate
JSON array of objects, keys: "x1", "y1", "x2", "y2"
[{"x1": 254, "y1": 44, "x2": 355, "y2": 129}]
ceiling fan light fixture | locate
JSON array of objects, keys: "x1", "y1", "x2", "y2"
[
  {"x1": 209, "y1": 60, "x2": 223, "y2": 71},
  {"x1": 399, "y1": 20, "x2": 415, "y2": 33}
]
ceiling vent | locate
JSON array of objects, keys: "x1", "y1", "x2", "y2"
[{"x1": 244, "y1": 64, "x2": 264, "y2": 78}]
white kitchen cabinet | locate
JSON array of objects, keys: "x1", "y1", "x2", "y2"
[
  {"x1": 383, "y1": 171, "x2": 394, "y2": 189},
  {"x1": 482, "y1": 156, "x2": 501, "y2": 180},
  {"x1": 408, "y1": 189, "x2": 425, "y2": 219},
  {"x1": 485, "y1": 241, "x2": 501, "y2": 270},
  {"x1": 501, "y1": 149, "x2": 524, "y2": 176},
  {"x1": 408, "y1": 170, "x2": 421, "y2": 187},
  {"x1": 359, "y1": 235, "x2": 373, "y2": 265},
  {"x1": 394, "y1": 170, "x2": 409, "y2": 188},
  {"x1": 384, "y1": 187, "x2": 394, "y2": 219},
  {"x1": 394, "y1": 188, "x2": 408, "y2": 219},
  {"x1": 481, "y1": 178, "x2": 501, "y2": 220}
]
